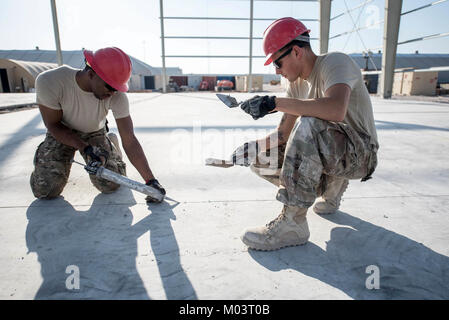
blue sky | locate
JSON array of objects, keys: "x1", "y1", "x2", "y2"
[{"x1": 1, "y1": 0, "x2": 448, "y2": 74}]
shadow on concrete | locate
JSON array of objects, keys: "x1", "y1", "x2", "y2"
[
  {"x1": 26, "y1": 188, "x2": 197, "y2": 300},
  {"x1": 248, "y1": 210, "x2": 449, "y2": 299},
  {"x1": 26, "y1": 188, "x2": 150, "y2": 299},
  {"x1": 0, "y1": 113, "x2": 41, "y2": 169},
  {"x1": 145, "y1": 200, "x2": 198, "y2": 300},
  {"x1": 375, "y1": 120, "x2": 449, "y2": 132}
]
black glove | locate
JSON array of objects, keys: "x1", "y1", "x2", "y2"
[
  {"x1": 230, "y1": 140, "x2": 259, "y2": 166},
  {"x1": 145, "y1": 178, "x2": 166, "y2": 203},
  {"x1": 240, "y1": 95, "x2": 277, "y2": 120},
  {"x1": 83, "y1": 145, "x2": 109, "y2": 175}
]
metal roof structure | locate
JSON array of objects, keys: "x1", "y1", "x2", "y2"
[
  {"x1": 349, "y1": 53, "x2": 449, "y2": 71},
  {"x1": 0, "y1": 58, "x2": 59, "y2": 92},
  {"x1": 1, "y1": 49, "x2": 447, "y2": 77},
  {"x1": 2, "y1": 59, "x2": 58, "y2": 79},
  {"x1": 350, "y1": 53, "x2": 449, "y2": 83},
  {"x1": 0, "y1": 49, "x2": 182, "y2": 76}
]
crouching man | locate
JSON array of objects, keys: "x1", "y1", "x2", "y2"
[
  {"x1": 232, "y1": 18, "x2": 379, "y2": 251},
  {"x1": 30, "y1": 47, "x2": 165, "y2": 202}
]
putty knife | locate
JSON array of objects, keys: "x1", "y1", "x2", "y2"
[
  {"x1": 205, "y1": 157, "x2": 234, "y2": 168},
  {"x1": 216, "y1": 94, "x2": 242, "y2": 108}
]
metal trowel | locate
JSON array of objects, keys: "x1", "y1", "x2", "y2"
[
  {"x1": 216, "y1": 93, "x2": 242, "y2": 108},
  {"x1": 205, "y1": 158, "x2": 234, "y2": 168}
]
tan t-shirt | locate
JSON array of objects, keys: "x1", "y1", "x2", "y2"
[
  {"x1": 35, "y1": 65, "x2": 130, "y2": 133},
  {"x1": 286, "y1": 52, "x2": 378, "y2": 148}
]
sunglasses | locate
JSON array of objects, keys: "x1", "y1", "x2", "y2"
[{"x1": 273, "y1": 47, "x2": 293, "y2": 69}]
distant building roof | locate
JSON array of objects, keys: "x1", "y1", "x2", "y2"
[
  {"x1": 4, "y1": 59, "x2": 58, "y2": 79},
  {"x1": 349, "y1": 53, "x2": 449, "y2": 71},
  {"x1": 0, "y1": 49, "x2": 182, "y2": 76}
]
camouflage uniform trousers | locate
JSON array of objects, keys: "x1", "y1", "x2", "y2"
[
  {"x1": 250, "y1": 116, "x2": 378, "y2": 208},
  {"x1": 30, "y1": 127, "x2": 126, "y2": 199}
]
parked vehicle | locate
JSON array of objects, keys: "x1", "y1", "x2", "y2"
[{"x1": 216, "y1": 79, "x2": 234, "y2": 91}]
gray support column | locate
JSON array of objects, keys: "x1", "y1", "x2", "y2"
[
  {"x1": 159, "y1": 0, "x2": 167, "y2": 93},
  {"x1": 248, "y1": 0, "x2": 254, "y2": 93},
  {"x1": 319, "y1": 0, "x2": 331, "y2": 54},
  {"x1": 380, "y1": 0, "x2": 403, "y2": 98},
  {"x1": 50, "y1": 0, "x2": 63, "y2": 66}
]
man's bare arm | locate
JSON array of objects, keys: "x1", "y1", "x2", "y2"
[
  {"x1": 256, "y1": 112, "x2": 298, "y2": 152},
  {"x1": 274, "y1": 83, "x2": 352, "y2": 122},
  {"x1": 38, "y1": 105, "x2": 88, "y2": 150},
  {"x1": 116, "y1": 115, "x2": 154, "y2": 182}
]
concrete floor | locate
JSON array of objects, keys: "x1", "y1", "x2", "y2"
[{"x1": 0, "y1": 91, "x2": 448, "y2": 300}]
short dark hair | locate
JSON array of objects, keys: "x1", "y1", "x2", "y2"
[{"x1": 280, "y1": 32, "x2": 311, "y2": 51}]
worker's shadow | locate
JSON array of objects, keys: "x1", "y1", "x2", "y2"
[
  {"x1": 146, "y1": 199, "x2": 197, "y2": 299},
  {"x1": 25, "y1": 188, "x2": 197, "y2": 300},
  {"x1": 248, "y1": 210, "x2": 449, "y2": 299}
]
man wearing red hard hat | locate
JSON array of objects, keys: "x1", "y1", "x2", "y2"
[
  {"x1": 30, "y1": 47, "x2": 165, "y2": 202},
  {"x1": 232, "y1": 18, "x2": 379, "y2": 251}
]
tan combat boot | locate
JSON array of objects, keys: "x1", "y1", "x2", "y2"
[
  {"x1": 313, "y1": 177, "x2": 349, "y2": 214},
  {"x1": 241, "y1": 205, "x2": 310, "y2": 251},
  {"x1": 107, "y1": 132, "x2": 123, "y2": 159}
]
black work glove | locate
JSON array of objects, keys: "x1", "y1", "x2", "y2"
[
  {"x1": 230, "y1": 140, "x2": 259, "y2": 167},
  {"x1": 83, "y1": 145, "x2": 109, "y2": 175},
  {"x1": 145, "y1": 178, "x2": 166, "y2": 203},
  {"x1": 240, "y1": 95, "x2": 277, "y2": 120}
]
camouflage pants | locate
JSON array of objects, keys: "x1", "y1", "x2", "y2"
[
  {"x1": 251, "y1": 116, "x2": 378, "y2": 208},
  {"x1": 30, "y1": 128, "x2": 126, "y2": 199}
]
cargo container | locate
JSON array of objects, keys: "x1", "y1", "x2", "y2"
[
  {"x1": 216, "y1": 76, "x2": 236, "y2": 88},
  {"x1": 235, "y1": 75, "x2": 263, "y2": 92},
  {"x1": 187, "y1": 75, "x2": 202, "y2": 90},
  {"x1": 392, "y1": 72, "x2": 404, "y2": 95},
  {"x1": 201, "y1": 76, "x2": 217, "y2": 91},
  {"x1": 401, "y1": 71, "x2": 438, "y2": 96},
  {"x1": 170, "y1": 76, "x2": 188, "y2": 87}
]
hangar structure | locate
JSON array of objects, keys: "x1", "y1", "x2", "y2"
[
  {"x1": 0, "y1": 49, "x2": 182, "y2": 93},
  {"x1": 158, "y1": 0, "x2": 449, "y2": 97},
  {"x1": 1, "y1": 0, "x2": 448, "y2": 95},
  {"x1": 0, "y1": 58, "x2": 57, "y2": 93}
]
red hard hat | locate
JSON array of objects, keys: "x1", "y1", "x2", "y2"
[
  {"x1": 263, "y1": 17, "x2": 311, "y2": 66},
  {"x1": 83, "y1": 47, "x2": 132, "y2": 92}
]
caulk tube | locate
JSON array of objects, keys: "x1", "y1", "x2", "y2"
[{"x1": 96, "y1": 167, "x2": 164, "y2": 202}]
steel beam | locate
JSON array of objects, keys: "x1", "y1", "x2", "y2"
[
  {"x1": 163, "y1": 17, "x2": 318, "y2": 21},
  {"x1": 248, "y1": 0, "x2": 254, "y2": 93},
  {"x1": 159, "y1": 0, "x2": 167, "y2": 93},
  {"x1": 380, "y1": 0, "x2": 402, "y2": 99},
  {"x1": 50, "y1": 0, "x2": 63, "y2": 66},
  {"x1": 319, "y1": 0, "x2": 331, "y2": 54}
]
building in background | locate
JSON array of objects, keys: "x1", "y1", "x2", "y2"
[
  {"x1": 0, "y1": 49, "x2": 182, "y2": 92},
  {"x1": 0, "y1": 49, "x2": 448, "y2": 94},
  {"x1": 0, "y1": 59, "x2": 57, "y2": 93},
  {"x1": 349, "y1": 52, "x2": 449, "y2": 95}
]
